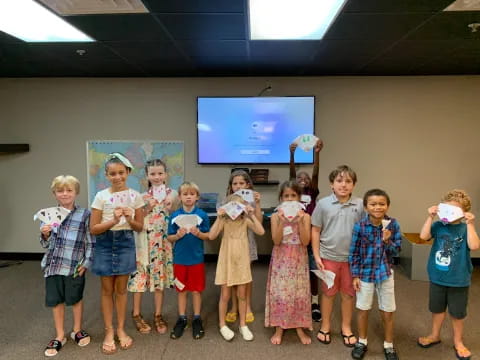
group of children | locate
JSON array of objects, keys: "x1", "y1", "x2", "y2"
[{"x1": 39, "y1": 145, "x2": 479, "y2": 360}]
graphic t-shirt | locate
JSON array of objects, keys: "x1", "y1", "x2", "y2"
[{"x1": 427, "y1": 221, "x2": 472, "y2": 287}]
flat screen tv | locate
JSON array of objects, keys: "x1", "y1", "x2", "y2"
[{"x1": 197, "y1": 96, "x2": 315, "y2": 164}]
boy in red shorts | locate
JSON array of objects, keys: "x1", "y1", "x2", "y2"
[{"x1": 168, "y1": 182, "x2": 211, "y2": 339}]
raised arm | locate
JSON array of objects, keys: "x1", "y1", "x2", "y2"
[
  {"x1": 464, "y1": 212, "x2": 480, "y2": 250},
  {"x1": 289, "y1": 143, "x2": 297, "y2": 180},
  {"x1": 419, "y1": 205, "x2": 438, "y2": 241},
  {"x1": 311, "y1": 139, "x2": 323, "y2": 191}
]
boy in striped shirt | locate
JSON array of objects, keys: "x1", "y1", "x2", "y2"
[{"x1": 349, "y1": 189, "x2": 402, "y2": 360}]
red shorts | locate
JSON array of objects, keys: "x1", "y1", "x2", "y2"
[
  {"x1": 320, "y1": 259, "x2": 355, "y2": 297},
  {"x1": 173, "y1": 263, "x2": 205, "y2": 292}
]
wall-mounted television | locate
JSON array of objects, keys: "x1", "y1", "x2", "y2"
[{"x1": 197, "y1": 96, "x2": 315, "y2": 164}]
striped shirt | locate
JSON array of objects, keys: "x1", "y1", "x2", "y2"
[
  {"x1": 349, "y1": 215, "x2": 401, "y2": 283},
  {"x1": 40, "y1": 206, "x2": 94, "y2": 277}
]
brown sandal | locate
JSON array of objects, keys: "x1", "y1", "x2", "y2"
[
  {"x1": 154, "y1": 314, "x2": 168, "y2": 334},
  {"x1": 132, "y1": 313, "x2": 151, "y2": 334}
]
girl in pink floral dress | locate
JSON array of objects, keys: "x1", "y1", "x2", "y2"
[
  {"x1": 128, "y1": 159, "x2": 178, "y2": 334},
  {"x1": 265, "y1": 180, "x2": 312, "y2": 345}
]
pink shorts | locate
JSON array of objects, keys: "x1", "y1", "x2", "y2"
[
  {"x1": 320, "y1": 259, "x2": 355, "y2": 297},
  {"x1": 173, "y1": 263, "x2": 205, "y2": 292}
]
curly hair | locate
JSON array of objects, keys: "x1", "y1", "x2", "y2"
[{"x1": 441, "y1": 189, "x2": 471, "y2": 212}]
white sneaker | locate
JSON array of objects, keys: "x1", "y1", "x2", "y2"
[
  {"x1": 239, "y1": 326, "x2": 254, "y2": 341},
  {"x1": 219, "y1": 325, "x2": 235, "y2": 341}
]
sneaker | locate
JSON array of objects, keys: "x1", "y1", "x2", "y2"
[
  {"x1": 352, "y1": 342, "x2": 368, "y2": 360},
  {"x1": 311, "y1": 303, "x2": 322, "y2": 322},
  {"x1": 170, "y1": 317, "x2": 188, "y2": 339},
  {"x1": 192, "y1": 318, "x2": 205, "y2": 340},
  {"x1": 219, "y1": 325, "x2": 235, "y2": 341},
  {"x1": 239, "y1": 325, "x2": 254, "y2": 341},
  {"x1": 384, "y1": 347, "x2": 399, "y2": 360}
]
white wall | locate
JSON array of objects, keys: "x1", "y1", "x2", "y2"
[{"x1": 1, "y1": 76, "x2": 479, "y2": 256}]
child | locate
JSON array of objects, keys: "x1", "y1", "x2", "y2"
[
  {"x1": 265, "y1": 181, "x2": 312, "y2": 345},
  {"x1": 417, "y1": 189, "x2": 479, "y2": 360},
  {"x1": 167, "y1": 181, "x2": 211, "y2": 340},
  {"x1": 209, "y1": 194, "x2": 265, "y2": 341},
  {"x1": 224, "y1": 170, "x2": 262, "y2": 324},
  {"x1": 311, "y1": 165, "x2": 363, "y2": 347},
  {"x1": 290, "y1": 138, "x2": 323, "y2": 322},
  {"x1": 349, "y1": 189, "x2": 402, "y2": 360},
  {"x1": 90, "y1": 153, "x2": 144, "y2": 354},
  {"x1": 128, "y1": 159, "x2": 178, "y2": 334},
  {"x1": 40, "y1": 175, "x2": 94, "y2": 357}
]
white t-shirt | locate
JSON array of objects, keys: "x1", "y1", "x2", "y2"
[{"x1": 91, "y1": 188, "x2": 144, "y2": 231}]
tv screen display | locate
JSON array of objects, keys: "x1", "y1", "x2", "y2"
[{"x1": 197, "y1": 96, "x2": 315, "y2": 164}]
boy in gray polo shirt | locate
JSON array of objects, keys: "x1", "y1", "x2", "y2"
[{"x1": 311, "y1": 165, "x2": 363, "y2": 348}]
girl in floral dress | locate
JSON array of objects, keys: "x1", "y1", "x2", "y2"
[
  {"x1": 265, "y1": 180, "x2": 312, "y2": 345},
  {"x1": 128, "y1": 159, "x2": 178, "y2": 334}
]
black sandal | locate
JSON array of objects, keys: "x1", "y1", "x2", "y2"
[
  {"x1": 341, "y1": 332, "x2": 357, "y2": 347},
  {"x1": 44, "y1": 338, "x2": 67, "y2": 357},
  {"x1": 316, "y1": 330, "x2": 331, "y2": 344},
  {"x1": 70, "y1": 330, "x2": 91, "y2": 347}
]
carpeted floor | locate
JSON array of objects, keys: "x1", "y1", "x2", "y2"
[{"x1": 0, "y1": 261, "x2": 478, "y2": 360}]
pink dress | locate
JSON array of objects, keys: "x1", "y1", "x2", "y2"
[{"x1": 265, "y1": 221, "x2": 312, "y2": 329}]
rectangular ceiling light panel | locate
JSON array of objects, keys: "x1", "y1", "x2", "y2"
[
  {"x1": 38, "y1": 0, "x2": 149, "y2": 15},
  {"x1": 444, "y1": 0, "x2": 480, "y2": 11},
  {"x1": 0, "y1": 0, "x2": 94, "y2": 42},
  {"x1": 249, "y1": 0, "x2": 348, "y2": 40}
]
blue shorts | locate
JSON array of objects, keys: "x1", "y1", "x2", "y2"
[{"x1": 92, "y1": 230, "x2": 136, "y2": 276}]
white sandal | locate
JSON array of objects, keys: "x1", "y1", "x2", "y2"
[
  {"x1": 219, "y1": 325, "x2": 235, "y2": 341},
  {"x1": 239, "y1": 326, "x2": 254, "y2": 341}
]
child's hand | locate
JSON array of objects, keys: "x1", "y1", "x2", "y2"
[
  {"x1": 177, "y1": 228, "x2": 187, "y2": 239},
  {"x1": 289, "y1": 143, "x2": 297, "y2": 153},
  {"x1": 113, "y1": 207, "x2": 123, "y2": 223},
  {"x1": 314, "y1": 139, "x2": 323, "y2": 153},
  {"x1": 217, "y1": 208, "x2": 226, "y2": 217},
  {"x1": 353, "y1": 278, "x2": 361, "y2": 292},
  {"x1": 315, "y1": 257, "x2": 325, "y2": 271},
  {"x1": 41, "y1": 224, "x2": 52, "y2": 238},
  {"x1": 382, "y1": 229, "x2": 392, "y2": 243},
  {"x1": 297, "y1": 210, "x2": 306, "y2": 221},
  {"x1": 253, "y1": 191, "x2": 261, "y2": 204},
  {"x1": 428, "y1": 205, "x2": 438, "y2": 218},
  {"x1": 123, "y1": 207, "x2": 134, "y2": 220},
  {"x1": 277, "y1": 209, "x2": 287, "y2": 223},
  {"x1": 190, "y1": 227, "x2": 200, "y2": 236},
  {"x1": 245, "y1": 205, "x2": 255, "y2": 215},
  {"x1": 77, "y1": 266, "x2": 86, "y2": 277},
  {"x1": 464, "y1": 212, "x2": 475, "y2": 224},
  {"x1": 164, "y1": 196, "x2": 174, "y2": 211}
]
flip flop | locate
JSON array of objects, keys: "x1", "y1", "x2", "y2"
[
  {"x1": 417, "y1": 337, "x2": 441, "y2": 348},
  {"x1": 101, "y1": 341, "x2": 117, "y2": 355},
  {"x1": 70, "y1": 330, "x2": 91, "y2": 347},
  {"x1": 316, "y1": 330, "x2": 331, "y2": 344},
  {"x1": 44, "y1": 338, "x2": 67, "y2": 357},
  {"x1": 454, "y1": 346, "x2": 471, "y2": 360},
  {"x1": 341, "y1": 332, "x2": 357, "y2": 347}
]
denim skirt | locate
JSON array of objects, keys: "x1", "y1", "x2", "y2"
[{"x1": 92, "y1": 230, "x2": 136, "y2": 276}]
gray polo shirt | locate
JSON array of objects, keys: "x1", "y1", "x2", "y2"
[{"x1": 311, "y1": 193, "x2": 364, "y2": 262}]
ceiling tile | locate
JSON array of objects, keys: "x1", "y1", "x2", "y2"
[
  {"x1": 344, "y1": 0, "x2": 454, "y2": 13},
  {"x1": 143, "y1": 0, "x2": 244, "y2": 13},
  {"x1": 179, "y1": 40, "x2": 246, "y2": 57},
  {"x1": 249, "y1": 41, "x2": 320, "y2": 58}
]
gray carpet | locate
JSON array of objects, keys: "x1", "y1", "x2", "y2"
[{"x1": 0, "y1": 261, "x2": 478, "y2": 360}]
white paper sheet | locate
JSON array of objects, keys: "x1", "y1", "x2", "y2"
[
  {"x1": 172, "y1": 214, "x2": 203, "y2": 231},
  {"x1": 34, "y1": 206, "x2": 71, "y2": 227},
  {"x1": 276, "y1": 201, "x2": 305, "y2": 221},
  {"x1": 293, "y1": 134, "x2": 319, "y2": 152},
  {"x1": 152, "y1": 184, "x2": 167, "y2": 202},
  {"x1": 221, "y1": 201, "x2": 246, "y2": 220},
  {"x1": 438, "y1": 203, "x2": 464, "y2": 223},
  {"x1": 311, "y1": 269, "x2": 336, "y2": 289},
  {"x1": 381, "y1": 219, "x2": 391, "y2": 230},
  {"x1": 234, "y1": 189, "x2": 254, "y2": 203},
  {"x1": 110, "y1": 190, "x2": 135, "y2": 225}
]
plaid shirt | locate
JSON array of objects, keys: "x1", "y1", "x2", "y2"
[
  {"x1": 40, "y1": 206, "x2": 94, "y2": 277},
  {"x1": 349, "y1": 215, "x2": 401, "y2": 283}
]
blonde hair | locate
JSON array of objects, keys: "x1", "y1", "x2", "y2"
[
  {"x1": 441, "y1": 189, "x2": 471, "y2": 212},
  {"x1": 178, "y1": 181, "x2": 200, "y2": 196},
  {"x1": 50, "y1": 175, "x2": 80, "y2": 194}
]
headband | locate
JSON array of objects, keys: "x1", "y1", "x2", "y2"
[{"x1": 106, "y1": 152, "x2": 133, "y2": 170}]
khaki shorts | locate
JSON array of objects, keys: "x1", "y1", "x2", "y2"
[{"x1": 356, "y1": 272, "x2": 395, "y2": 312}]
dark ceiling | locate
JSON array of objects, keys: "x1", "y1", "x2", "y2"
[{"x1": 1, "y1": 0, "x2": 479, "y2": 77}]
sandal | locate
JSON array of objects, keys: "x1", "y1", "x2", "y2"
[
  {"x1": 454, "y1": 346, "x2": 471, "y2": 360},
  {"x1": 316, "y1": 330, "x2": 331, "y2": 344},
  {"x1": 154, "y1": 313, "x2": 168, "y2": 334},
  {"x1": 132, "y1": 313, "x2": 151, "y2": 334},
  {"x1": 246, "y1": 312, "x2": 254, "y2": 323},
  {"x1": 44, "y1": 338, "x2": 67, "y2": 357},
  {"x1": 225, "y1": 312, "x2": 237, "y2": 323},
  {"x1": 417, "y1": 336, "x2": 441, "y2": 348},
  {"x1": 70, "y1": 330, "x2": 91, "y2": 347},
  {"x1": 341, "y1": 332, "x2": 357, "y2": 347},
  {"x1": 118, "y1": 335, "x2": 133, "y2": 350},
  {"x1": 101, "y1": 341, "x2": 117, "y2": 355}
]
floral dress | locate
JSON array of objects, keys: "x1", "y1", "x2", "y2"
[
  {"x1": 127, "y1": 188, "x2": 177, "y2": 292},
  {"x1": 264, "y1": 220, "x2": 312, "y2": 329}
]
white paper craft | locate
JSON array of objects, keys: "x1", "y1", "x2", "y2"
[
  {"x1": 438, "y1": 203, "x2": 464, "y2": 224},
  {"x1": 293, "y1": 134, "x2": 319, "y2": 152},
  {"x1": 234, "y1": 189, "x2": 254, "y2": 203},
  {"x1": 34, "y1": 207, "x2": 71, "y2": 227},
  {"x1": 221, "y1": 201, "x2": 246, "y2": 220},
  {"x1": 174, "y1": 278, "x2": 185, "y2": 291},
  {"x1": 311, "y1": 269, "x2": 336, "y2": 289},
  {"x1": 172, "y1": 214, "x2": 203, "y2": 231},
  {"x1": 277, "y1": 201, "x2": 305, "y2": 221},
  {"x1": 110, "y1": 190, "x2": 135, "y2": 225},
  {"x1": 152, "y1": 184, "x2": 167, "y2": 202},
  {"x1": 381, "y1": 219, "x2": 391, "y2": 230},
  {"x1": 300, "y1": 194, "x2": 312, "y2": 205}
]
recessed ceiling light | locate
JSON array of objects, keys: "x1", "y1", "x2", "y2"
[
  {"x1": 0, "y1": 0, "x2": 94, "y2": 42},
  {"x1": 444, "y1": 0, "x2": 480, "y2": 11},
  {"x1": 249, "y1": 0, "x2": 347, "y2": 40}
]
